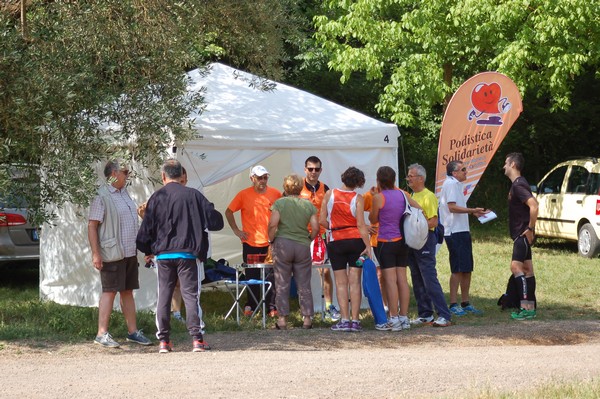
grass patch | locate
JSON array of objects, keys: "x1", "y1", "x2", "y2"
[
  {"x1": 471, "y1": 378, "x2": 600, "y2": 399},
  {"x1": 1, "y1": 223, "x2": 599, "y2": 342}
]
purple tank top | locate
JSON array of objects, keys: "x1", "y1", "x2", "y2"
[{"x1": 377, "y1": 190, "x2": 405, "y2": 241}]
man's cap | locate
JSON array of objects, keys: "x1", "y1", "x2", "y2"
[{"x1": 250, "y1": 165, "x2": 269, "y2": 177}]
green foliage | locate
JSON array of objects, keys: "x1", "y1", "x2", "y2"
[
  {"x1": 312, "y1": 0, "x2": 600, "y2": 131},
  {"x1": 196, "y1": 0, "x2": 306, "y2": 81},
  {"x1": 0, "y1": 1, "x2": 214, "y2": 224}
]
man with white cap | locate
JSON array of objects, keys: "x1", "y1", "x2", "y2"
[{"x1": 226, "y1": 165, "x2": 282, "y2": 316}]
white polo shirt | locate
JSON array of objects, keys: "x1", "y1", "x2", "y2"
[{"x1": 439, "y1": 176, "x2": 470, "y2": 235}]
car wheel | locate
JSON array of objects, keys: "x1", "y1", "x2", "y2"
[{"x1": 578, "y1": 223, "x2": 600, "y2": 258}]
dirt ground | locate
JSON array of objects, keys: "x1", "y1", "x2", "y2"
[{"x1": 2, "y1": 319, "x2": 600, "y2": 399}]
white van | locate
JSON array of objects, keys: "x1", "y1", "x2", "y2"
[{"x1": 534, "y1": 157, "x2": 600, "y2": 258}]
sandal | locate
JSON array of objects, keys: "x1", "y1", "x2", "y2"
[{"x1": 275, "y1": 323, "x2": 287, "y2": 330}]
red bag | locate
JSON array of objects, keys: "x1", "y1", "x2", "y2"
[{"x1": 311, "y1": 234, "x2": 326, "y2": 264}]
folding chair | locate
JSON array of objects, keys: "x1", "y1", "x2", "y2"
[{"x1": 220, "y1": 264, "x2": 273, "y2": 329}]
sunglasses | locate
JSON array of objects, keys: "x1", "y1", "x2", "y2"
[
  {"x1": 306, "y1": 167, "x2": 322, "y2": 172},
  {"x1": 255, "y1": 175, "x2": 269, "y2": 181},
  {"x1": 121, "y1": 170, "x2": 130, "y2": 177},
  {"x1": 460, "y1": 167, "x2": 467, "y2": 172}
]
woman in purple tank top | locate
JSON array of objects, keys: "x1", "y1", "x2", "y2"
[{"x1": 368, "y1": 166, "x2": 411, "y2": 331}]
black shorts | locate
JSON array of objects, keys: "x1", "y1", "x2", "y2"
[
  {"x1": 327, "y1": 238, "x2": 365, "y2": 271},
  {"x1": 512, "y1": 236, "x2": 532, "y2": 262},
  {"x1": 100, "y1": 256, "x2": 139, "y2": 292},
  {"x1": 375, "y1": 240, "x2": 408, "y2": 269}
]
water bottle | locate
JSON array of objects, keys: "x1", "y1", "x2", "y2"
[{"x1": 356, "y1": 254, "x2": 368, "y2": 267}]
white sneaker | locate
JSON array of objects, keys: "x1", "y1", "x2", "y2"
[
  {"x1": 432, "y1": 317, "x2": 452, "y2": 327},
  {"x1": 410, "y1": 316, "x2": 434, "y2": 325},
  {"x1": 375, "y1": 322, "x2": 392, "y2": 331},
  {"x1": 389, "y1": 317, "x2": 403, "y2": 331},
  {"x1": 94, "y1": 332, "x2": 120, "y2": 348},
  {"x1": 398, "y1": 316, "x2": 411, "y2": 330}
]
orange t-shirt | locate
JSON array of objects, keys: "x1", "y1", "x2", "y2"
[{"x1": 227, "y1": 186, "x2": 282, "y2": 247}]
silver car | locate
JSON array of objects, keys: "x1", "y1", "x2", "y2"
[{"x1": 0, "y1": 194, "x2": 39, "y2": 263}]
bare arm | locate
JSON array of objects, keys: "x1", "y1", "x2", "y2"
[
  {"x1": 368, "y1": 193, "x2": 382, "y2": 225},
  {"x1": 309, "y1": 213, "x2": 320, "y2": 241},
  {"x1": 225, "y1": 208, "x2": 248, "y2": 241},
  {"x1": 427, "y1": 215, "x2": 439, "y2": 230},
  {"x1": 407, "y1": 195, "x2": 422, "y2": 210},
  {"x1": 355, "y1": 194, "x2": 371, "y2": 257},
  {"x1": 522, "y1": 196, "x2": 539, "y2": 243},
  {"x1": 87, "y1": 220, "x2": 103, "y2": 271},
  {"x1": 268, "y1": 209, "x2": 280, "y2": 243},
  {"x1": 447, "y1": 202, "x2": 487, "y2": 217},
  {"x1": 319, "y1": 190, "x2": 332, "y2": 230}
]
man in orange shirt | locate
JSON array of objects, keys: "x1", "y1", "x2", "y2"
[
  {"x1": 226, "y1": 165, "x2": 282, "y2": 316},
  {"x1": 298, "y1": 156, "x2": 340, "y2": 321}
]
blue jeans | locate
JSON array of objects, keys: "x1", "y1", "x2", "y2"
[{"x1": 408, "y1": 231, "x2": 451, "y2": 321}]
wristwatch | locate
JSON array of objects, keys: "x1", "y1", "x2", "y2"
[{"x1": 526, "y1": 226, "x2": 535, "y2": 232}]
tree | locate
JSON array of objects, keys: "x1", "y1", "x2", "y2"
[
  {"x1": 0, "y1": 0, "x2": 305, "y2": 224},
  {"x1": 313, "y1": 0, "x2": 600, "y2": 127},
  {"x1": 311, "y1": 0, "x2": 600, "y2": 193}
]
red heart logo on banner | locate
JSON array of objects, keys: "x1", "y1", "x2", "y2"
[{"x1": 471, "y1": 82, "x2": 501, "y2": 114}]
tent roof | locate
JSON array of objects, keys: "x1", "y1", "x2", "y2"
[{"x1": 184, "y1": 63, "x2": 399, "y2": 149}]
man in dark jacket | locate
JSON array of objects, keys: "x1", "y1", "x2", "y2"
[{"x1": 137, "y1": 159, "x2": 224, "y2": 353}]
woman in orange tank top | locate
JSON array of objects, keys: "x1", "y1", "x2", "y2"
[{"x1": 319, "y1": 167, "x2": 371, "y2": 332}]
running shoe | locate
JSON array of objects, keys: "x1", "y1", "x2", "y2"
[
  {"x1": 432, "y1": 317, "x2": 452, "y2": 327},
  {"x1": 94, "y1": 332, "x2": 120, "y2": 348},
  {"x1": 159, "y1": 340, "x2": 173, "y2": 353},
  {"x1": 511, "y1": 308, "x2": 536, "y2": 321},
  {"x1": 398, "y1": 316, "x2": 411, "y2": 330},
  {"x1": 387, "y1": 317, "x2": 402, "y2": 331},
  {"x1": 126, "y1": 330, "x2": 152, "y2": 346},
  {"x1": 172, "y1": 311, "x2": 185, "y2": 322},
  {"x1": 192, "y1": 338, "x2": 211, "y2": 352},
  {"x1": 244, "y1": 306, "x2": 254, "y2": 316},
  {"x1": 331, "y1": 320, "x2": 352, "y2": 332},
  {"x1": 375, "y1": 322, "x2": 392, "y2": 331},
  {"x1": 268, "y1": 308, "x2": 278, "y2": 318},
  {"x1": 449, "y1": 304, "x2": 466, "y2": 316},
  {"x1": 463, "y1": 305, "x2": 483, "y2": 315},
  {"x1": 410, "y1": 316, "x2": 434, "y2": 325},
  {"x1": 349, "y1": 320, "x2": 362, "y2": 332},
  {"x1": 325, "y1": 304, "x2": 341, "y2": 322}
]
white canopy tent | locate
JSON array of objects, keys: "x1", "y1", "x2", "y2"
[{"x1": 40, "y1": 63, "x2": 400, "y2": 310}]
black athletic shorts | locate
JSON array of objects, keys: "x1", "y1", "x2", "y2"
[
  {"x1": 327, "y1": 238, "x2": 365, "y2": 271},
  {"x1": 375, "y1": 240, "x2": 409, "y2": 269},
  {"x1": 512, "y1": 236, "x2": 532, "y2": 262}
]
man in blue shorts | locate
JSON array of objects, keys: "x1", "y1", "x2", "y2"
[
  {"x1": 503, "y1": 152, "x2": 538, "y2": 320},
  {"x1": 439, "y1": 160, "x2": 488, "y2": 316}
]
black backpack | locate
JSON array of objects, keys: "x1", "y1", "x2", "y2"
[{"x1": 497, "y1": 275, "x2": 537, "y2": 310}]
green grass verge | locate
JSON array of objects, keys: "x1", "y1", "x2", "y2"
[
  {"x1": 470, "y1": 378, "x2": 600, "y2": 399},
  {"x1": 1, "y1": 221, "x2": 598, "y2": 342}
]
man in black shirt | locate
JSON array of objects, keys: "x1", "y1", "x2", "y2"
[
  {"x1": 137, "y1": 159, "x2": 224, "y2": 352},
  {"x1": 503, "y1": 152, "x2": 539, "y2": 320}
]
